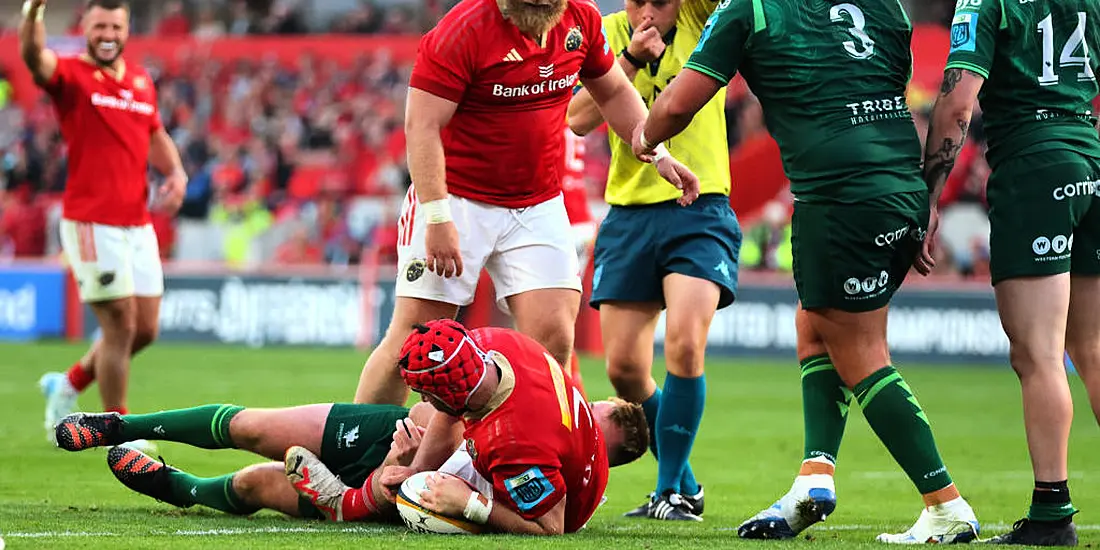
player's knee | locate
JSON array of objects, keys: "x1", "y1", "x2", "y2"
[
  {"x1": 93, "y1": 300, "x2": 138, "y2": 342},
  {"x1": 663, "y1": 330, "x2": 706, "y2": 378},
  {"x1": 229, "y1": 467, "x2": 264, "y2": 514},
  {"x1": 1066, "y1": 338, "x2": 1100, "y2": 371},
  {"x1": 1008, "y1": 342, "x2": 1064, "y2": 378},
  {"x1": 226, "y1": 411, "x2": 258, "y2": 450},
  {"x1": 606, "y1": 359, "x2": 652, "y2": 403},
  {"x1": 531, "y1": 324, "x2": 574, "y2": 368},
  {"x1": 132, "y1": 321, "x2": 159, "y2": 352}
]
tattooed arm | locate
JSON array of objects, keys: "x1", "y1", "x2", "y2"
[
  {"x1": 915, "y1": 68, "x2": 985, "y2": 276},
  {"x1": 923, "y1": 68, "x2": 985, "y2": 205}
]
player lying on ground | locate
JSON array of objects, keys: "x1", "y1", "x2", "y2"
[
  {"x1": 54, "y1": 402, "x2": 432, "y2": 519},
  {"x1": 290, "y1": 320, "x2": 650, "y2": 535},
  {"x1": 21, "y1": 0, "x2": 187, "y2": 451},
  {"x1": 921, "y1": 0, "x2": 1100, "y2": 545},
  {"x1": 635, "y1": 0, "x2": 980, "y2": 543}
]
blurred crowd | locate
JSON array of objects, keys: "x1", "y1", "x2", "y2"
[{"x1": 0, "y1": 0, "x2": 1002, "y2": 280}]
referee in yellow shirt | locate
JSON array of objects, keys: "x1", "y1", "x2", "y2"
[{"x1": 567, "y1": 0, "x2": 740, "y2": 522}]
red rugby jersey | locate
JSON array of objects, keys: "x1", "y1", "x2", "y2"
[
  {"x1": 462, "y1": 327, "x2": 608, "y2": 533},
  {"x1": 409, "y1": 0, "x2": 615, "y2": 208},
  {"x1": 45, "y1": 57, "x2": 161, "y2": 226}
]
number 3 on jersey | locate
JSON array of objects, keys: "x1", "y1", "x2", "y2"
[
  {"x1": 830, "y1": 3, "x2": 876, "y2": 60},
  {"x1": 544, "y1": 352, "x2": 592, "y2": 432},
  {"x1": 1037, "y1": 12, "x2": 1095, "y2": 86}
]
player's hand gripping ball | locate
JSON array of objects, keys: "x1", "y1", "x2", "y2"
[{"x1": 396, "y1": 471, "x2": 482, "y2": 534}]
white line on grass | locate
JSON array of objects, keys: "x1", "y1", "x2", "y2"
[
  {"x1": 716, "y1": 524, "x2": 1100, "y2": 532},
  {"x1": 6, "y1": 523, "x2": 1100, "y2": 538},
  {"x1": 1, "y1": 526, "x2": 390, "y2": 538}
]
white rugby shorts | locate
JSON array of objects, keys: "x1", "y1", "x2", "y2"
[
  {"x1": 59, "y1": 219, "x2": 164, "y2": 303},
  {"x1": 395, "y1": 190, "x2": 582, "y2": 312}
]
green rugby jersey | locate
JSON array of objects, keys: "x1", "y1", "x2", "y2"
[
  {"x1": 685, "y1": 0, "x2": 924, "y2": 202},
  {"x1": 946, "y1": 0, "x2": 1100, "y2": 167}
]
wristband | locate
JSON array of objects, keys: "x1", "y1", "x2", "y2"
[
  {"x1": 22, "y1": 1, "x2": 44, "y2": 22},
  {"x1": 640, "y1": 129, "x2": 658, "y2": 152},
  {"x1": 620, "y1": 48, "x2": 646, "y2": 69},
  {"x1": 463, "y1": 492, "x2": 493, "y2": 525},
  {"x1": 651, "y1": 143, "x2": 670, "y2": 163},
  {"x1": 420, "y1": 198, "x2": 453, "y2": 224}
]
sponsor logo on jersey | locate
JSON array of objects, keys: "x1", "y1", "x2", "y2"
[
  {"x1": 538, "y1": 64, "x2": 555, "y2": 78},
  {"x1": 91, "y1": 91, "x2": 155, "y2": 116},
  {"x1": 504, "y1": 467, "x2": 555, "y2": 511},
  {"x1": 405, "y1": 259, "x2": 425, "y2": 282},
  {"x1": 844, "y1": 96, "x2": 911, "y2": 125},
  {"x1": 1032, "y1": 234, "x2": 1073, "y2": 261},
  {"x1": 335, "y1": 422, "x2": 360, "y2": 449},
  {"x1": 843, "y1": 270, "x2": 890, "y2": 299},
  {"x1": 950, "y1": 12, "x2": 978, "y2": 53},
  {"x1": 1053, "y1": 180, "x2": 1100, "y2": 201},
  {"x1": 564, "y1": 26, "x2": 583, "y2": 52},
  {"x1": 503, "y1": 48, "x2": 524, "y2": 62},
  {"x1": 492, "y1": 72, "x2": 579, "y2": 98},
  {"x1": 871, "y1": 225, "x2": 924, "y2": 247},
  {"x1": 343, "y1": 425, "x2": 360, "y2": 448}
]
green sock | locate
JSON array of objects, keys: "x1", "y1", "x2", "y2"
[
  {"x1": 801, "y1": 355, "x2": 852, "y2": 465},
  {"x1": 855, "y1": 366, "x2": 952, "y2": 495},
  {"x1": 1029, "y1": 481, "x2": 1078, "y2": 522},
  {"x1": 168, "y1": 471, "x2": 257, "y2": 515},
  {"x1": 121, "y1": 405, "x2": 244, "y2": 449}
]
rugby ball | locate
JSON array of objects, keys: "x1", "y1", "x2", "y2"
[{"x1": 396, "y1": 471, "x2": 482, "y2": 534}]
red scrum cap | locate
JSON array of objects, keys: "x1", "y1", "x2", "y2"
[{"x1": 398, "y1": 319, "x2": 491, "y2": 414}]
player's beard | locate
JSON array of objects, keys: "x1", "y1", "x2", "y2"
[
  {"x1": 498, "y1": 0, "x2": 566, "y2": 38},
  {"x1": 87, "y1": 39, "x2": 124, "y2": 68}
]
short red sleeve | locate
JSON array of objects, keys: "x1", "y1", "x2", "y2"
[
  {"x1": 408, "y1": 28, "x2": 474, "y2": 103},
  {"x1": 43, "y1": 57, "x2": 75, "y2": 102},
  {"x1": 579, "y1": 3, "x2": 614, "y2": 79},
  {"x1": 149, "y1": 88, "x2": 164, "y2": 133},
  {"x1": 490, "y1": 464, "x2": 565, "y2": 520}
]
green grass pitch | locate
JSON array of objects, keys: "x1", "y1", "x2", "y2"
[{"x1": 1, "y1": 343, "x2": 1098, "y2": 549}]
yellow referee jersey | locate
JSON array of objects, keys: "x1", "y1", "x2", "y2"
[{"x1": 602, "y1": 0, "x2": 731, "y2": 206}]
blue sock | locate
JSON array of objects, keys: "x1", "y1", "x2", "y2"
[
  {"x1": 655, "y1": 373, "x2": 705, "y2": 496},
  {"x1": 641, "y1": 388, "x2": 661, "y2": 460}
]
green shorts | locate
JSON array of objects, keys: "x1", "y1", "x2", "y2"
[
  {"x1": 318, "y1": 403, "x2": 409, "y2": 486},
  {"x1": 297, "y1": 404, "x2": 409, "y2": 519},
  {"x1": 589, "y1": 194, "x2": 742, "y2": 310},
  {"x1": 987, "y1": 150, "x2": 1100, "y2": 285},
  {"x1": 792, "y1": 191, "x2": 929, "y2": 312}
]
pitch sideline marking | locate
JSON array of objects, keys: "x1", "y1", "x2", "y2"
[
  {"x1": 6, "y1": 523, "x2": 1100, "y2": 538},
  {"x1": 1, "y1": 526, "x2": 390, "y2": 538}
]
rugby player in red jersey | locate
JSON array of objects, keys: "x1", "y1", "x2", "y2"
[
  {"x1": 352, "y1": 0, "x2": 699, "y2": 406},
  {"x1": 20, "y1": 0, "x2": 187, "y2": 448},
  {"x1": 289, "y1": 319, "x2": 650, "y2": 535}
]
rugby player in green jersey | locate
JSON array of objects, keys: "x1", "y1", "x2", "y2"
[
  {"x1": 54, "y1": 402, "x2": 428, "y2": 521},
  {"x1": 567, "y1": 0, "x2": 739, "y2": 521},
  {"x1": 923, "y1": 0, "x2": 1100, "y2": 545},
  {"x1": 635, "y1": 0, "x2": 980, "y2": 543}
]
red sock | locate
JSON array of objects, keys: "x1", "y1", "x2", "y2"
[
  {"x1": 339, "y1": 473, "x2": 379, "y2": 521},
  {"x1": 106, "y1": 406, "x2": 128, "y2": 415},
  {"x1": 66, "y1": 363, "x2": 94, "y2": 393}
]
